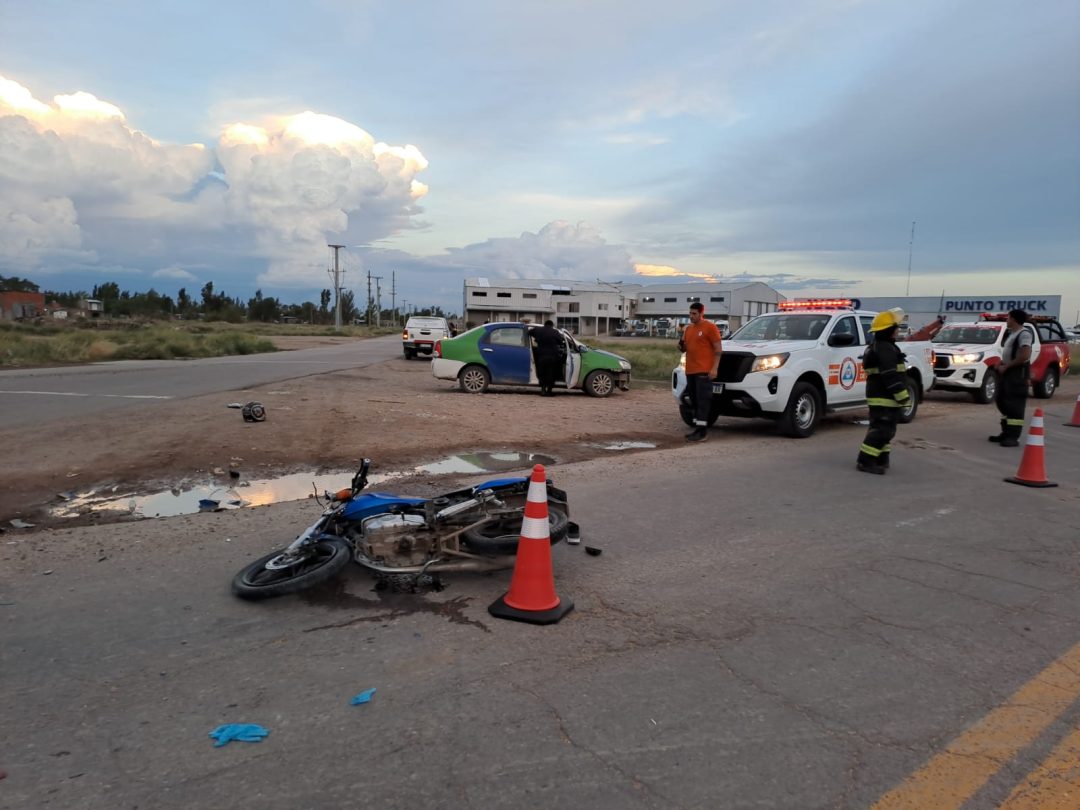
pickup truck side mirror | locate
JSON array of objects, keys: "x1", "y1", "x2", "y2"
[{"x1": 828, "y1": 333, "x2": 857, "y2": 347}]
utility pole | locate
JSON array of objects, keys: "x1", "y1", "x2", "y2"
[
  {"x1": 390, "y1": 271, "x2": 397, "y2": 328},
  {"x1": 402, "y1": 299, "x2": 408, "y2": 324},
  {"x1": 328, "y1": 244, "x2": 345, "y2": 329},
  {"x1": 373, "y1": 276, "x2": 383, "y2": 328},
  {"x1": 905, "y1": 221, "x2": 916, "y2": 297},
  {"x1": 366, "y1": 268, "x2": 373, "y2": 326}
]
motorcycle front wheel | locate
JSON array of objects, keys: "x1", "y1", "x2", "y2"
[
  {"x1": 462, "y1": 507, "x2": 569, "y2": 555},
  {"x1": 231, "y1": 538, "x2": 352, "y2": 600}
]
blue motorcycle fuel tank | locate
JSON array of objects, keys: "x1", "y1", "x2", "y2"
[{"x1": 341, "y1": 493, "x2": 426, "y2": 521}]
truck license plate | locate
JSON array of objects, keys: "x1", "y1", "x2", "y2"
[{"x1": 711, "y1": 382, "x2": 725, "y2": 394}]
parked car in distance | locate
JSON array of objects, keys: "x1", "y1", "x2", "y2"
[
  {"x1": 402, "y1": 316, "x2": 453, "y2": 359},
  {"x1": 431, "y1": 322, "x2": 632, "y2": 397}
]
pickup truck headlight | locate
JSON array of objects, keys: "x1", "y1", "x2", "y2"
[
  {"x1": 750, "y1": 353, "x2": 789, "y2": 373},
  {"x1": 951, "y1": 352, "x2": 984, "y2": 365}
]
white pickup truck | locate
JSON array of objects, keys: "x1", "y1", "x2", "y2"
[{"x1": 671, "y1": 302, "x2": 936, "y2": 437}]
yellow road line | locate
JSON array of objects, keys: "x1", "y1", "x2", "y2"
[
  {"x1": 998, "y1": 723, "x2": 1080, "y2": 809},
  {"x1": 871, "y1": 641, "x2": 1080, "y2": 810}
]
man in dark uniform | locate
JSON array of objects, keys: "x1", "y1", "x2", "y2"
[
  {"x1": 857, "y1": 308, "x2": 911, "y2": 474},
  {"x1": 989, "y1": 308, "x2": 1033, "y2": 447},
  {"x1": 530, "y1": 320, "x2": 565, "y2": 396}
]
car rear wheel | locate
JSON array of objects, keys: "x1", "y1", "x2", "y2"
[
  {"x1": 1032, "y1": 368, "x2": 1057, "y2": 399},
  {"x1": 403, "y1": 347, "x2": 415, "y2": 360},
  {"x1": 779, "y1": 382, "x2": 821, "y2": 438},
  {"x1": 459, "y1": 365, "x2": 490, "y2": 393},
  {"x1": 971, "y1": 368, "x2": 997, "y2": 404},
  {"x1": 584, "y1": 370, "x2": 615, "y2": 397}
]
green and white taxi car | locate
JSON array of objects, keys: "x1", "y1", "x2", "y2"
[{"x1": 431, "y1": 322, "x2": 631, "y2": 397}]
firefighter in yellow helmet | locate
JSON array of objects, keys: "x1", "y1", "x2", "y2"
[{"x1": 857, "y1": 308, "x2": 910, "y2": 474}]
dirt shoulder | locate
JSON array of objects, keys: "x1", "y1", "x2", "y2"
[{"x1": 0, "y1": 338, "x2": 684, "y2": 527}]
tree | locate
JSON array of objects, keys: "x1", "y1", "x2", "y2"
[{"x1": 0, "y1": 275, "x2": 40, "y2": 292}]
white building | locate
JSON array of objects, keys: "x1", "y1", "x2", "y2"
[
  {"x1": 463, "y1": 278, "x2": 785, "y2": 335},
  {"x1": 631, "y1": 281, "x2": 784, "y2": 330},
  {"x1": 463, "y1": 278, "x2": 641, "y2": 335}
]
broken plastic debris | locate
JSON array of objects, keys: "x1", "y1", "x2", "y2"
[
  {"x1": 226, "y1": 403, "x2": 243, "y2": 409},
  {"x1": 9, "y1": 519, "x2": 35, "y2": 529},
  {"x1": 198, "y1": 499, "x2": 220, "y2": 512},
  {"x1": 57, "y1": 491, "x2": 77, "y2": 501},
  {"x1": 585, "y1": 546, "x2": 602, "y2": 556},
  {"x1": 208, "y1": 723, "x2": 269, "y2": 747},
  {"x1": 350, "y1": 688, "x2": 377, "y2": 705}
]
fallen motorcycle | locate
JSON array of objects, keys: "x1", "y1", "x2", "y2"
[{"x1": 231, "y1": 459, "x2": 571, "y2": 599}]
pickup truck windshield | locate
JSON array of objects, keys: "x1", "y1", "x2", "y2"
[
  {"x1": 932, "y1": 325, "x2": 1001, "y2": 345},
  {"x1": 731, "y1": 314, "x2": 829, "y2": 342}
]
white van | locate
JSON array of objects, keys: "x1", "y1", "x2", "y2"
[{"x1": 402, "y1": 316, "x2": 452, "y2": 359}]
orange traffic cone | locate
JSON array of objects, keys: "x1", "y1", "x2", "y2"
[
  {"x1": 1004, "y1": 409, "x2": 1058, "y2": 488},
  {"x1": 488, "y1": 464, "x2": 574, "y2": 625},
  {"x1": 1065, "y1": 394, "x2": 1080, "y2": 428}
]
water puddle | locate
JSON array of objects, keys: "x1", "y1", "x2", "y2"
[
  {"x1": 585, "y1": 441, "x2": 657, "y2": 451},
  {"x1": 48, "y1": 451, "x2": 556, "y2": 521}
]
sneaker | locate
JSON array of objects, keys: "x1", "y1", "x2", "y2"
[
  {"x1": 856, "y1": 462, "x2": 885, "y2": 475},
  {"x1": 999, "y1": 438, "x2": 1020, "y2": 447},
  {"x1": 988, "y1": 435, "x2": 1003, "y2": 443},
  {"x1": 685, "y1": 428, "x2": 708, "y2": 442}
]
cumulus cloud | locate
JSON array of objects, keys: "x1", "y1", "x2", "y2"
[
  {"x1": 443, "y1": 221, "x2": 633, "y2": 280},
  {"x1": 0, "y1": 74, "x2": 429, "y2": 289},
  {"x1": 152, "y1": 266, "x2": 198, "y2": 282}
]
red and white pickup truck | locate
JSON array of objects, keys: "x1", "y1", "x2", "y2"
[{"x1": 930, "y1": 314, "x2": 1071, "y2": 403}]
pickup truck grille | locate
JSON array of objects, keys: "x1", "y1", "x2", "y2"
[{"x1": 717, "y1": 352, "x2": 754, "y2": 383}]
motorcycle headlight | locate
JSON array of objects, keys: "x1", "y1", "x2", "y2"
[
  {"x1": 952, "y1": 352, "x2": 984, "y2": 365},
  {"x1": 619, "y1": 359, "x2": 631, "y2": 370},
  {"x1": 750, "y1": 353, "x2": 789, "y2": 373}
]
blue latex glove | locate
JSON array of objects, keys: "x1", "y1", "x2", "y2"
[
  {"x1": 209, "y1": 723, "x2": 270, "y2": 747},
  {"x1": 350, "y1": 688, "x2": 377, "y2": 705}
]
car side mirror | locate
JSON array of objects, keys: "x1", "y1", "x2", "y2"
[
  {"x1": 828, "y1": 333, "x2": 857, "y2": 347},
  {"x1": 578, "y1": 345, "x2": 589, "y2": 354}
]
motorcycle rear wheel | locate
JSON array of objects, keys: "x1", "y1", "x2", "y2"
[
  {"x1": 462, "y1": 506, "x2": 569, "y2": 555},
  {"x1": 232, "y1": 538, "x2": 352, "y2": 600}
]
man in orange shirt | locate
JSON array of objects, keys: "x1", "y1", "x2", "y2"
[{"x1": 680, "y1": 302, "x2": 723, "y2": 441}]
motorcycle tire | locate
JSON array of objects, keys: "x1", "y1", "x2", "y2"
[
  {"x1": 461, "y1": 506, "x2": 570, "y2": 555},
  {"x1": 231, "y1": 538, "x2": 352, "y2": 600}
]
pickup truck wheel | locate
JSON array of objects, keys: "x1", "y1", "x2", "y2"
[
  {"x1": 1032, "y1": 368, "x2": 1057, "y2": 399},
  {"x1": 779, "y1": 382, "x2": 822, "y2": 438},
  {"x1": 971, "y1": 369, "x2": 997, "y2": 404},
  {"x1": 584, "y1": 370, "x2": 615, "y2": 397},
  {"x1": 459, "y1": 365, "x2": 490, "y2": 393},
  {"x1": 403, "y1": 348, "x2": 415, "y2": 360},
  {"x1": 897, "y1": 379, "x2": 919, "y2": 423}
]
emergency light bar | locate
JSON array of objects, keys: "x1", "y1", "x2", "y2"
[
  {"x1": 980, "y1": 313, "x2": 1057, "y2": 323},
  {"x1": 778, "y1": 298, "x2": 855, "y2": 310}
]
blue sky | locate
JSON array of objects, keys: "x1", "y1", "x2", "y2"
[{"x1": 1, "y1": 0, "x2": 1078, "y2": 322}]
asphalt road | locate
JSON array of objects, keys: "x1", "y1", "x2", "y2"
[
  {"x1": 3, "y1": 382, "x2": 1079, "y2": 808},
  {"x1": 0, "y1": 335, "x2": 403, "y2": 428}
]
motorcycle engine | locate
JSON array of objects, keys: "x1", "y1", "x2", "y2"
[{"x1": 354, "y1": 513, "x2": 436, "y2": 567}]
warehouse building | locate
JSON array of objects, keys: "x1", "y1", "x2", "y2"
[{"x1": 462, "y1": 278, "x2": 784, "y2": 336}]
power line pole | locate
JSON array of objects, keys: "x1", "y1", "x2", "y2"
[
  {"x1": 390, "y1": 271, "x2": 397, "y2": 327},
  {"x1": 904, "y1": 221, "x2": 916, "y2": 297},
  {"x1": 328, "y1": 244, "x2": 345, "y2": 329},
  {"x1": 366, "y1": 268, "x2": 373, "y2": 326},
  {"x1": 373, "y1": 276, "x2": 383, "y2": 328}
]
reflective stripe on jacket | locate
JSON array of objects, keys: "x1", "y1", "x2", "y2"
[{"x1": 863, "y1": 337, "x2": 909, "y2": 408}]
